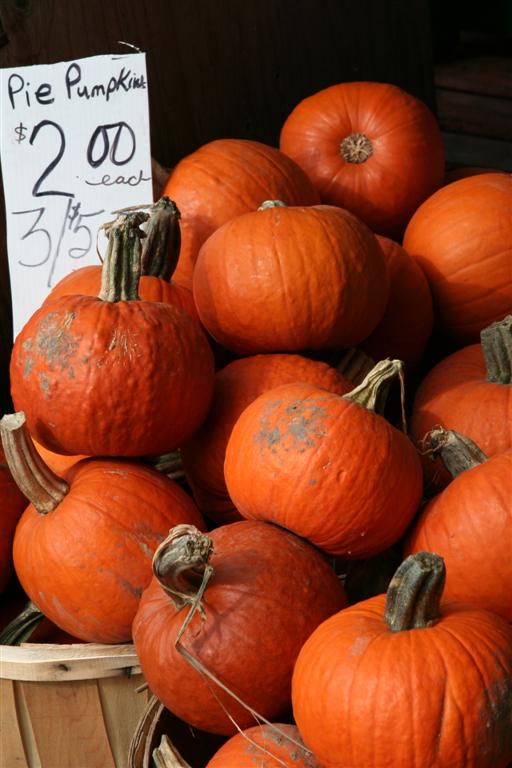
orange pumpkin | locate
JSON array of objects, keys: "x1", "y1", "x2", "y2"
[
  {"x1": 279, "y1": 81, "x2": 444, "y2": 237},
  {"x1": 162, "y1": 139, "x2": 320, "y2": 288},
  {"x1": 403, "y1": 172, "x2": 512, "y2": 344},
  {"x1": 206, "y1": 723, "x2": 321, "y2": 767},
  {"x1": 292, "y1": 552, "x2": 512, "y2": 768},
  {"x1": 181, "y1": 353, "x2": 352, "y2": 524},
  {"x1": 193, "y1": 202, "x2": 389, "y2": 354}
]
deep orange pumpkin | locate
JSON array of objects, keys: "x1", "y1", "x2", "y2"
[
  {"x1": 2, "y1": 413, "x2": 206, "y2": 643},
  {"x1": 279, "y1": 81, "x2": 444, "y2": 238},
  {"x1": 292, "y1": 552, "x2": 512, "y2": 768},
  {"x1": 206, "y1": 723, "x2": 321, "y2": 767},
  {"x1": 162, "y1": 139, "x2": 321, "y2": 288},
  {"x1": 410, "y1": 315, "x2": 512, "y2": 494},
  {"x1": 180, "y1": 353, "x2": 352, "y2": 524},
  {"x1": 224, "y1": 361, "x2": 423, "y2": 557},
  {"x1": 10, "y1": 212, "x2": 214, "y2": 457},
  {"x1": 403, "y1": 172, "x2": 512, "y2": 344},
  {"x1": 193, "y1": 202, "x2": 389, "y2": 354},
  {"x1": 132, "y1": 521, "x2": 347, "y2": 735},
  {"x1": 43, "y1": 198, "x2": 199, "y2": 322},
  {"x1": 405, "y1": 429, "x2": 512, "y2": 622},
  {"x1": 0, "y1": 445, "x2": 27, "y2": 593},
  {"x1": 360, "y1": 235, "x2": 433, "y2": 369}
]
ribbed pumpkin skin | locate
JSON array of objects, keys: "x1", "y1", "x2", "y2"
[
  {"x1": 0, "y1": 447, "x2": 27, "y2": 593},
  {"x1": 205, "y1": 723, "x2": 320, "y2": 767},
  {"x1": 43, "y1": 265, "x2": 199, "y2": 321},
  {"x1": 162, "y1": 139, "x2": 321, "y2": 288},
  {"x1": 193, "y1": 205, "x2": 389, "y2": 354},
  {"x1": 224, "y1": 382, "x2": 422, "y2": 557},
  {"x1": 361, "y1": 235, "x2": 433, "y2": 369},
  {"x1": 292, "y1": 598, "x2": 512, "y2": 768},
  {"x1": 13, "y1": 458, "x2": 206, "y2": 642},
  {"x1": 181, "y1": 354, "x2": 352, "y2": 524},
  {"x1": 279, "y1": 81, "x2": 444, "y2": 238},
  {"x1": 410, "y1": 343, "x2": 512, "y2": 493},
  {"x1": 132, "y1": 520, "x2": 347, "y2": 735},
  {"x1": 403, "y1": 173, "x2": 512, "y2": 344},
  {"x1": 405, "y1": 451, "x2": 512, "y2": 621},
  {"x1": 10, "y1": 296, "x2": 214, "y2": 456}
]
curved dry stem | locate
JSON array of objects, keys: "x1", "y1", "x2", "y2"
[
  {"x1": 481, "y1": 314, "x2": 512, "y2": 384},
  {"x1": 343, "y1": 358, "x2": 407, "y2": 432},
  {"x1": 385, "y1": 552, "x2": 445, "y2": 632},
  {"x1": 421, "y1": 427, "x2": 487, "y2": 478},
  {"x1": 99, "y1": 211, "x2": 149, "y2": 302},
  {"x1": 141, "y1": 196, "x2": 181, "y2": 280}
]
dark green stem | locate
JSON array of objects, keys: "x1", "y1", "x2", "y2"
[
  {"x1": 385, "y1": 552, "x2": 445, "y2": 632},
  {"x1": 0, "y1": 601, "x2": 44, "y2": 645},
  {"x1": 99, "y1": 211, "x2": 149, "y2": 302},
  {"x1": 481, "y1": 315, "x2": 512, "y2": 384},
  {"x1": 0, "y1": 412, "x2": 68, "y2": 514},
  {"x1": 141, "y1": 196, "x2": 181, "y2": 280},
  {"x1": 424, "y1": 427, "x2": 487, "y2": 478}
]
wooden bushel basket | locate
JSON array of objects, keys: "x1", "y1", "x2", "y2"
[{"x1": 0, "y1": 642, "x2": 148, "y2": 768}]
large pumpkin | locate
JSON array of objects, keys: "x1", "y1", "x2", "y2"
[
  {"x1": 10, "y1": 212, "x2": 214, "y2": 457},
  {"x1": 405, "y1": 428, "x2": 512, "y2": 622},
  {"x1": 292, "y1": 552, "x2": 512, "y2": 768},
  {"x1": 180, "y1": 353, "x2": 352, "y2": 524},
  {"x1": 411, "y1": 315, "x2": 512, "y2": 493},
  {"x1": 162, "y1": 139, "x2": 320, "y2": 288},
  {"x1": 360, "y1": 235, "x2": 433, "y2": 369},
  {"x1": 279, "y1": 81, "x2": 444, "y2": 237},
  {"x1": 0, "y1": 445, "x2": 27, "y2": 593},
  {"x1": 43, "y1": 197, "x2": 198, "y2": 321},
  {"x1": 403, "y1": 172, "x2": 512, "y2": 344},
  {"x1": 1, "y1": 412, "x2": 206, "y2": 643},
  {"x1": 132, "y1": 521, "x2": 347, "y2": 735},
  {"x1": 193, "y1": 201, "x2": 389, "y2": 354},
  {"x1": 224, "y1": 360, "x2": 422, "y2": 557}
]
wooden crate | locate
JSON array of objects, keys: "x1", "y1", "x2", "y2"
[{"x1": 1, "y1": 642, "x2": 148, "y2": 768}]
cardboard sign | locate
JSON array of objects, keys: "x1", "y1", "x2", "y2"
[{"x1": 0, "y1": 52, "x2": 153, "y2": 337}]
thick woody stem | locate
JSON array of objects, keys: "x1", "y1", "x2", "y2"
[
  {"x1": 343, "y1": 358, "x2": 407, "y2": 432},
  {"x1": 0, "y1": 412, "x2": 68, "y2": 514},
  {"x1": 423, "y1": 427, "x2": 487, "y2": 478},
  {"x1": 99, "y1": 211, "x2": 149, "y2": 302},
  {"x1": 480, "y1": 315, "x2": 512, "y2": 384},
  {"x1": 152, "y1": 525, "x2": 214, "y2": 611},
  {"x1": 141, "y1": 197, "x2": 181, "y2": 280},
  {"x1": 385, "y1": 552, "x2": 445, "y2": 632}
]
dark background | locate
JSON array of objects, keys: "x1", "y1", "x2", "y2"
[{"x1": 0, "y1": 0, "x2": 510, "y2": 414}]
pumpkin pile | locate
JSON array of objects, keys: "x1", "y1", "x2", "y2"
[{"x1": 1, "y1": 78, "x2": 511, "y2": 768}]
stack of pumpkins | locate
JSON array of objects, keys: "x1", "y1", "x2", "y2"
[{"x1": 1, "y1": 80, "x2": 511, "y2": 768}]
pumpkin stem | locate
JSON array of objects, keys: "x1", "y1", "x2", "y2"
[
  {"x1": 340, "y1": 132, "x2": 373, "y2": 164},
  {"x1": 153, "y1": 734, "x2": 192, "y2": 768},
  {"x1": 385, "y1": 552, "x2": 445, "y2": 632},
  {"x1": 422, "y1": 427, "x2": 487, "y2": 478},
  {"x1": 334, "y1": 347, "x2": 376, "y2": 386},
  {"x1": 152, "y1": 524, "x2": 214, "y2": 612},
  {"x1": 343, "y1": 359, "x2": 407, "y2": 432},
  {"x1": 141, "y1": 196, "x2": 181, "y2": 280},
  {"x1": 99, "y1": 211, "x2": 149, "y2": 302},
  {"x1": 0, "y1": 412, "x2": 69, "y2": 515},
  {"x1": 481, "y1": 315, "x2": 512, "y2": 384},
  {"x1": 0, "y1": 601, "x2": 44, "y2": 646},
  {"x1": 258, "y1": 200, "x2": 288, "y2": 211}
]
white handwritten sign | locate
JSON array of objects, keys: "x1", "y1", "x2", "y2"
[{"x1": 0, "y1": 53, "x2": 153, "y2": 337}]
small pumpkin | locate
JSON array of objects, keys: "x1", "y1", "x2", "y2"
[
  {"x1": 43, "y1": 197, "x2": 199, "y2": 321},
  {"x1": 405, "y1": 428, "x2": 512, "y2": 622},
  {"x1": 1, "y1": 412, "x2": 206, "y2": 643},
  {"x1": 10, "y1": 212, "x2": 214, "y2": 457},
  {"x1": 206, "y1": 723, "x2": 321, "y2": 767},
  {"x1": 411, "y1": 315, "x2": 512, "y2": 493},
  {"x1": 180, "y1": 353, "x2": 352, "y2": 524},
  {"x1": 279, "y1": 81, "x2": 444, "y2": 237},
  {"x1": 224, "y1": 360, "x2": 422, "y2": 557},
  {"x1": 403, "y1": 172, "x2": 512, "y2": 344},
  {"x1": 360, "y1": 235, "x2": 433, "y2": 369},
  {"x1": 132, "y1": 521, "x2": 347, "y2": 735},
  {"x1": 193, "y1": 201, "x2": 389, "y2": 354},
  {"x1": 162, "y1": 138, "x2": 321, "y2": 288},
  {"x1": 292, "y1": 552, "x2": 512, "y2": 768}
]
